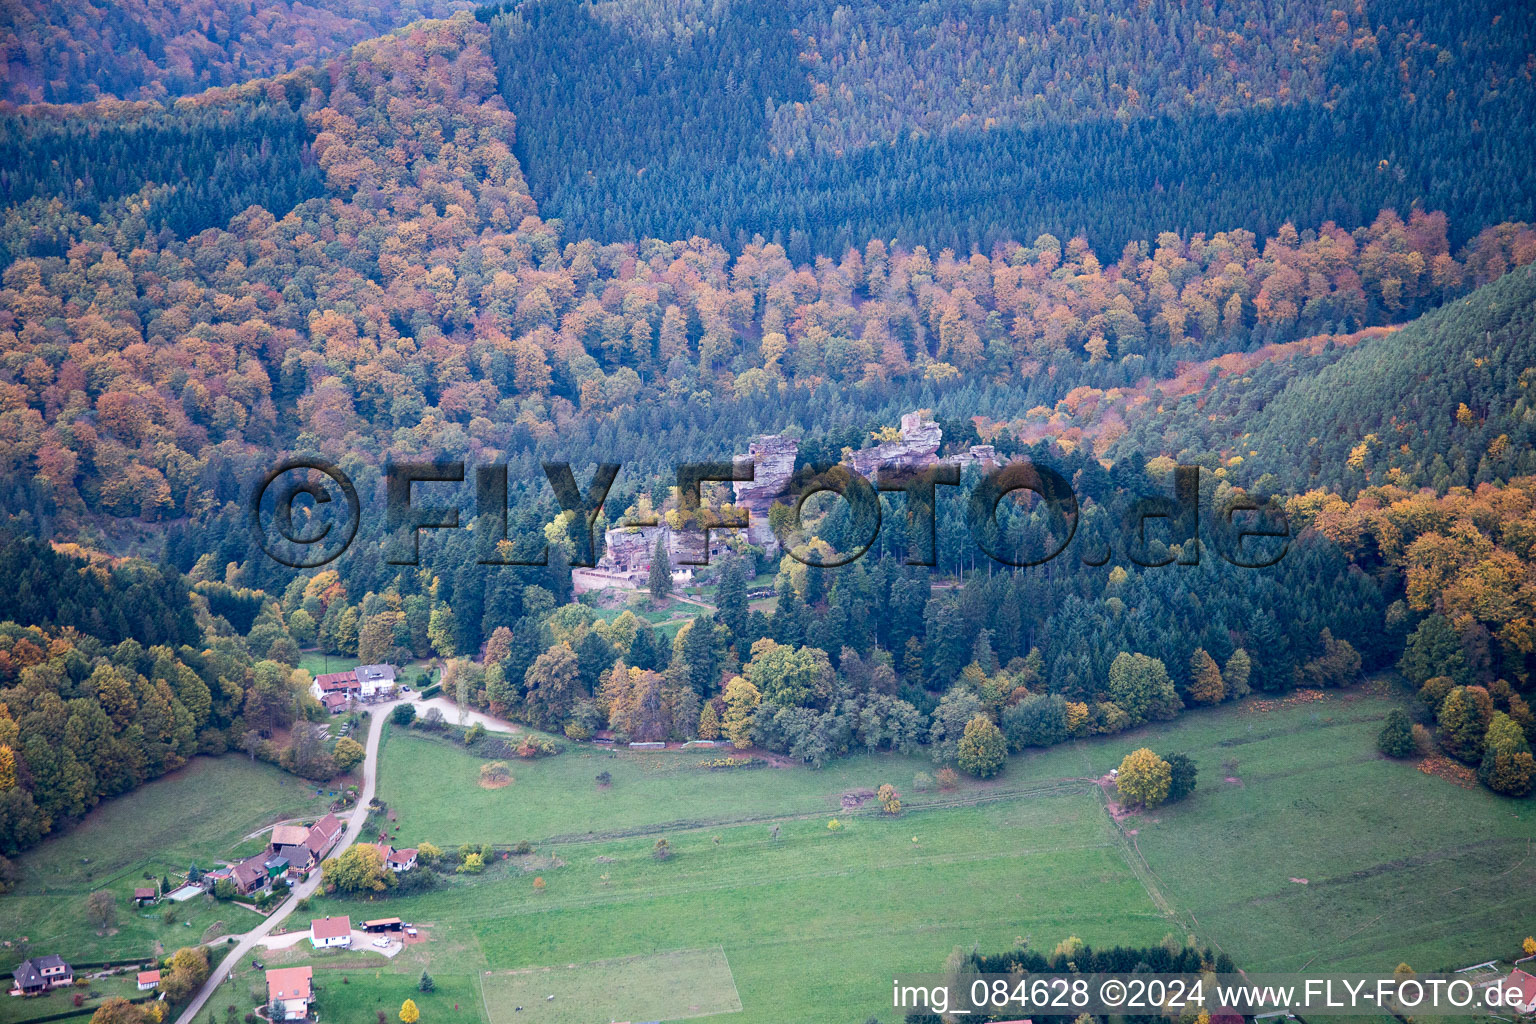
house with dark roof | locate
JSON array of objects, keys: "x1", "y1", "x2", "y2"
[
  {"x1": 355, "y1": 664, "x2": 397, "y2": 700},
  {"x1": 229, "y1": 853, "x2": 270, "y2": 896},
  {"x1": 133, "y1": 886, "x2": 157, "y2": 905},
  {"x1": 10, "y1": 956, "x2": 73, "y2": 996}
]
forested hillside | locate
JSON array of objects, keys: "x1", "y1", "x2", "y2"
[
  {"x1": 488, "y1": 0, "x2": 1536, "y2": 255},
  {"x1": 0, "y1": 99, "x2": 324, "y2": 259},
  {"x1": 0, "y1": 0, "x2": 473, "y2": 103},
  {"x1": 0, "y1": 0, "x2": 1534, "y2": 856}
]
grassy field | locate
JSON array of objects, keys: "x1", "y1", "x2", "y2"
[
  {"x1": 0, "y1": 974, "x2": 144, "y2": 1024},
  {"x1": 480, "y1": 947, "x2": 741, "y2": 1024},
  {"x1": 0, "y1": 756, "x2": 335, "y2": 970},
  {"x1": 1114, "y1": 689, "x2": 1536, "y2": 975},
  {"x1": 296, "y1": 650, "x2": 434, "y2": 681},
  {"x1": 304, "y1": 759, "x2": 1167, "y2": 1023},
  {"x1": 174, "y1": 686, "x2": 1536, "y2": 1024},
  {"x1": 374, "y1": 721, "x2": 1078, "y2": 847}
]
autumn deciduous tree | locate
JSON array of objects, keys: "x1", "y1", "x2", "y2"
[
  {"x1": 322, "y1": 843, "x2": 392, "y2": 894},
  {"x1": 698, "y1": 702, "x2": 721, "y2": 740},
  {"x1": 956, "y1": 715, "x2": 1006, "y2": 778},
  {"x1": 158, "y1": 946, "x2": 209, "y2": 1003},
  {"x1": 1108, "y1": 652, "x2": 1183, "y2": 724},
  {"x1": 877, "y1": 783, "x2": 901, "y2": 814},
  {"x1": 89, "y1": 998, "x2": 151, "y2": 1024},
  {"x1": 1223, "y1": 649, "x2": 1252, "y2": 700},
  {"x1": 1479, "y1": 711, "x2": 1535, "y2": 796},
  {"x1": 1437, "y1": 685, "x2": 1494, "y2": 764},
  {"x1": 399, "y1": 998, "x2": 420, "y2": 1024},
  {"x1": 722, "y1": 676, "x2": 761, "y2": 749},
  {"x1": 332, "y1": 737, "x2": 365, "y2": 771},
  {"x1": 1187, "y1": 648, "x2": 1225, "y2": 705},
  {"x1": 1117, "y1": 748, "x2": 1172, "y2": 808},
  {"x1": 522, "y1": 642, "x2": 580, "y2": 731}
]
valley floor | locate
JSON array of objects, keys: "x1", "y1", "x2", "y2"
[{"x1": 7, "y1": 685, "x2": 1533, "y2": 1024}]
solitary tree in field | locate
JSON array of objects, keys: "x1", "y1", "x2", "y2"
[
  {"x1": 1377, "y1": 709, "x2": 1415, "y2": 758},
  {"x1": 956, "y1": 715, "x2": 1006, "y2": 778},
  {"x1": 86, "y1": 889, "x2": 116, "y2": 931},
  {"x1": 399, "y1": 998, "x2": 420, "y2": 1024},
  {"x1": 648, "y1": 535, "x2": 672, "y2": 601},
  {"x1": 877, "y1": 783, "x2": 901, "y2": 815},
  {"x1": 1523, "y1": 936, "x2": 1536, "y2": 956},
  {"x1": 418, "y1": 971, "x2": 435, "y2": 993},
  {"x1": 1116, "y1": 748, "x2": 1172, "y2": 808}
]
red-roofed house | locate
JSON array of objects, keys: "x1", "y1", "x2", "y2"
[
  {"x1": 137, "y1": 971, "x2": 160, "y2": 992},
  {"x1": 304, "y1": 814, "x2": 344, "y2": 863},
  {"x1": 1499, "y1": 969, "x2": 1536, "y2": 1014},
  {"x1": 309, "y1": 915, "x2": 352, "y2": 948},
  {"x1": 265, "y1": 966, "x2": 313, "y2": 1021},
  {"x1": 365, "y1": 843, "x2": 418, "y2": 873}
]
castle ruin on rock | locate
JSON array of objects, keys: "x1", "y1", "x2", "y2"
[{"x1": 593, "y1": 413, "x2": 997, "y2": 580}]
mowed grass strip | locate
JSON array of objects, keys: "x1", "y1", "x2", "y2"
[{"x1": 480, "y1": 947, "x2": 741, "y2": 1024}]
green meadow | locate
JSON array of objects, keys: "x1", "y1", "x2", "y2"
[
  {"x1": 285, "y1": 687, "x2": 1536, "y2": 1023},
  {"x1": 0, "y1": 756, "x2": 333, "y2": 971}
]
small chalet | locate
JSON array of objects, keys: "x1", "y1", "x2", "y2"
[
  {"x1": 321, "y1": 691, "x2": 349, "y2": 715},
  {"x1": 366, "y1": 843, "x2": 418, "y2": 873},
  {"x1": 137, "y1": 971, "x2": 160, "y2": 992},
  {"x1": 1501, "y1": 969, "x2": 1536, "y2": 1014},
  {"x1": 265, "y1": 966, "x2": 313, "y2": 1021},
  {"x1": 10, "y1": 956, "x2": 73, "y2": 996},
  {"x1": 133, "y1": 887, "x2": 157, "y2": 905},
  {"x1": 310, "y1": 915, "x2": 352, "y2": 948}
]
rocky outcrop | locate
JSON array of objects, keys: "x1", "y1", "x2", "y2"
[
  {"x1": 733, "y1": 434, "x2": 798, "y2": 548},
  {"x1": 597, "y1": 416, "x2": 1000, "y2": 577},
  {"x1": 845, "y1": 412, "x2": 942, "y2": 481}
]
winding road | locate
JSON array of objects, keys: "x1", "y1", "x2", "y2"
[{"x1": 174, "y1": 700, "x2": 395, "y2": 1024}]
